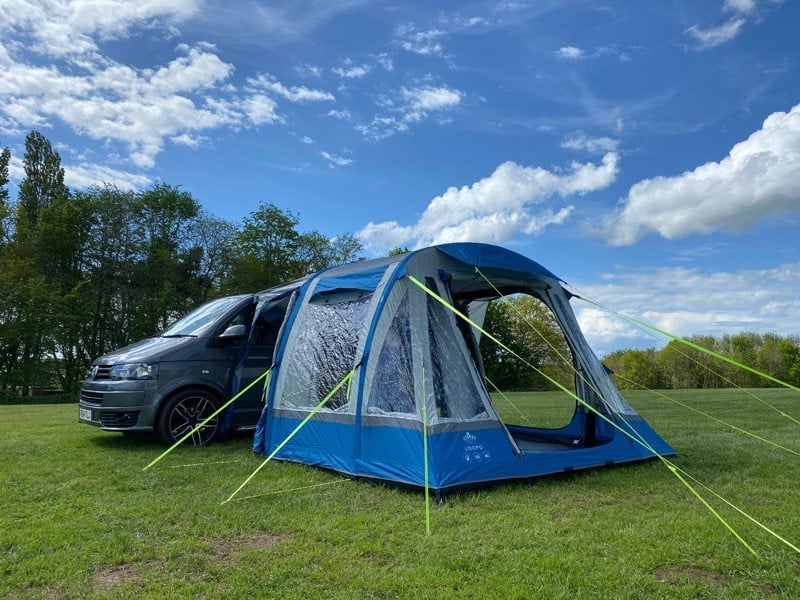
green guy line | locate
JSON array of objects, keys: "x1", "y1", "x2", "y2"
[
  {"x1": 223, "y1": 368, "x2": 356, "y2": 504},
  {"x1": 229, "y1": 478, "x2": 351, "y2": 502},
  {"x1": 615, "y1": 374, "x2": 800, "y2": 457},
  {"x1": 143, "y1": 368, "x2": 271, "y2": 471},
  {"x1": 484, "y1": 375, "x2": 534, "y2": 427},
  {"x1": 151, "y1": 459, "x2": 244, "y2": 470},
  {"x1": 578, "y1": 293, "x2": 800, "y2": 397},
  {"x1": 666, "y1": 339, "x2": 800, "y2": 425},
  {"x1": 576, "y1": 290, "x2": 800, "y2": 426},
  {"x1": 422, "y1": 366, "x2": 431, "y2": 537}
]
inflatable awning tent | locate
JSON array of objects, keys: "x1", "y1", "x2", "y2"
[{"x1": 252, "y1": 243, "x2": 674, "y2": 492}]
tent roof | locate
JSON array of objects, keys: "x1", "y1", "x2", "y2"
[
  {"x1": 420, "y1": 243, "x2": 560, "y2": 281},
  {"x1": 310, "y1": 243, "x2": 562, "y2": 290}
]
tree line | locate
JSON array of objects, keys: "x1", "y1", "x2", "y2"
[
  {"x1": 603, "y1": 332, "x2": 800, "y2": 390},
  {"x1": 0, "y1": 131, "x2": 362, "y2": 395}
]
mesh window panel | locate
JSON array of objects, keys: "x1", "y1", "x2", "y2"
[
  {"x1": 368, "y1": 293, "x2": 415, "y2": 414},
  {"x1": 280, "y1": 296, "x2": 371, "y2": 411},
  {"x1": 426, "y1": 293, "x2": 486, "y2": 420}
]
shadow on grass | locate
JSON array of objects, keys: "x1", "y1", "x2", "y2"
[
  {"x1": 87, "y1": 427, "x2": 256, "y2": 451},
  {"x1": 89, "y1": 431, "x2": 162, "y2": 450}
]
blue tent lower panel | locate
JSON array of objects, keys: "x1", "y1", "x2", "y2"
[
  {"x1": 266, "y1": 415, "x2": 357, "y2": 476},
  {"x1": 264, "y1": 416, "x2": 676, "y2": 491},
  {"x1": 425, "y1": 418, "x2": 676, "y2": 490}
]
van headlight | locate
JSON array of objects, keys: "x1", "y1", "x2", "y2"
[{"x1": 109, "y1": 364, "x2": 158, "y2": 380}]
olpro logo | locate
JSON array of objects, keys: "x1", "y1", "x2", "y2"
[{"x1": 462, "y1": 431, "x2": 490, "y2": 463}]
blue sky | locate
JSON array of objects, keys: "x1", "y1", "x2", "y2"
[{"x1": 1, "y1": 0, "x2": 799, "y2": 355}]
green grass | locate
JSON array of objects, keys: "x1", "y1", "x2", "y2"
[{"x1": 2, "y1": 389, "x2": 800, "y2": 598}]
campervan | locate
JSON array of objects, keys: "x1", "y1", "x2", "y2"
[{"x1": 78, "y1": 282, "x2": 299, "y2": 445}]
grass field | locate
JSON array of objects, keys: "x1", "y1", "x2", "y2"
[{"x1": 2, "y1": 388, "x2": 799, "y2": 599}]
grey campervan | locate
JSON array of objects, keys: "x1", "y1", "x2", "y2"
[{"x1": 78, "y1": 283, "x2": 298, "y2": 445}]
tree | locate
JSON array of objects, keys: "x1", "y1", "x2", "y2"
[
  {"x1": 757, "y1": 333, "x2": 789, "y2": 384},
  {"x1": 480, "y1": 299, "x2": 531, "y2": 390},
  {"x1": 34, "y1": 192, "x2": 94, "y2": 390},
  {"x1": 295, "y1": 230, "x2": 364, "y2": 274},
  {"x1": 80, "y1": 185, "x2": 140, "y2": 358},
  {"x1": 0, "y1": 131, "x2": 71, "y2": 393},
  {"x1": 15, "y1": 131, "x2": 68, "y2": 237},
  {"x1": 223, "y1": 202, "x2": 302, "y2": 294},
  {"x1": 657, "y1": 339, "x2": 719, "y2": 389},
  {"x1": 0, "y1": 260, "x2": 53, "y2": 391},
  {"x1": 0, "y1": 144, "x2": 10, "y2": 244},
  {"x1": 189, "y1": 211, "x2": 238, "y2": 300},
  {"x1": 780, "y1": 337, "x2": 800, "y2": 387},
  {"x1": 724, "y1": 332, "x2": 762, "y2": 387},
  {"x1": 605, "y1": 348, "x2": 663, "y2": 390},
  {"x1": 222, "y1": 202, "x2": 362, "y2": 294},
  {"x1": 480, "y1": 295, "x2": 573, "y2": 391},
  {"x1": 0, "y1": 131, "x2": 374, "y2": 393},
  {"x1": 128, "y1": 184, "x2": 203, "y2": 335}
]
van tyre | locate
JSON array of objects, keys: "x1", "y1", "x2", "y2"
[{"x1": 157, "y1": 389, "x2": 221, "y2": 446}]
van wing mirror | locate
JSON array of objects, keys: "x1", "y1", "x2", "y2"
[{"x1": 218, "y1": 324, "x2": 248, "y2": 340}]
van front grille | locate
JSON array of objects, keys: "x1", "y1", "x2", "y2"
[
  {"x1": 89, "y1": 365, "x2": 113, "y2": 381},
  {"x1": 80, "y1": 390, "x2": 104, "y2": 405}
]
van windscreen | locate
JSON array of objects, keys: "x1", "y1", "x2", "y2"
[{"x1": 160, "y1": 296, "x2": 249, "y2": 337}]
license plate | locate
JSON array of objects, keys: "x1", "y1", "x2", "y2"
[{"x1": 79, "y1": 407, "x2": 93, "y2": 421}]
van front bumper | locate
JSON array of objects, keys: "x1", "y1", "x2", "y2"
[{"x1": 78, "y1": 380, "x2": 158, "y2": 432}]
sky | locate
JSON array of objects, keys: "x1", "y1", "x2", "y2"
[{"x1": 1, "y1": 0, "x2": 799, "y2": 356}]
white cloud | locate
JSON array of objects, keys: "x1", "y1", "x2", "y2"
[
  {"x1": 358, "y1": 85, "x2": 462, "y2": 140},
  {"x1": 296, "y1": 64, "x2": 322, "y2": 78},
  {"x1": 320, "y1": 150, "x2": 352, "y2": 168},
  {"x1": 64, "y1": 162, "x2": 152, "y2": 191},
  {"x1": 6, "y1": 140, "x2": 154, "y2": 191},
  {"x1": 374, "y1": 53, "x2": 394, "y2": 72},
  {"x1": 0, "y1": 5, "x2": 339, "y2": 171},
  {"x1": 452, "y1": 15, "x2": 487, "y2": 28},
  {"x1": 561, "y1": 135, "x2": 619, "y2": 154},
  {"x1": 687, "y1": 0, "x2": 781, "y2": 49},
  {"x1": 724, "y1": 0, "x2": 757, "y2": 14},
  {"x1": 247, "y1": 74, "x2": 335, "y2": 102},
  {"x1": 599, "y1": 103, "x2": 800, "y2": 246},
  {"x1": 0, "y1": 0, "x2": 198, "y2": 58},
  {"x1": 686, "y1": 17, "x2": 746, "y2": 48},
  {"x1": 332, "y1": 61, "x2": 371, "y2": 79},
  {"x1": 171, "y1": 133, "x2": 204, "y2": 148},
  {"x1": 0, "y1": 5, "x2": 341, "y2": 171},
  {"x1": 402, "y1": 85, "x2": 461, "y2": 120},
  {"x1": 148, "y1": 45, "x2": 232, "y2": 94},
  {"x1": 358, "y1": 153, "x2": 619, "y2": 254},
  {"x1": 239, "y1": 94, "x2": 281, "y2": 125},
  {"x1": 395, "y1": 24, "x2": 446, "y2": 56},
  {"x1": 0, "y1": 43, "x2": 248, "y2": 168},
  {"x1": 575, "y1": 307, "x2": 643, "y2": 355},
  {"x1": 555, "y1": 46, "x2": 585, "y2": 60},
  {"x1": 571, "y1": 261, "x2": 800, "y2": 356},
  {"x1": 0, "y1": 5, "x2": 254, "y2": 169},
  {"x1": 327, "y1": 109, "x2": 352, "y2": 120}
]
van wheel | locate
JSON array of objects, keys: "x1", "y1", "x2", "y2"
[{"x1": 157, "y1": 389, "x2": 221, "y2": 446}]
